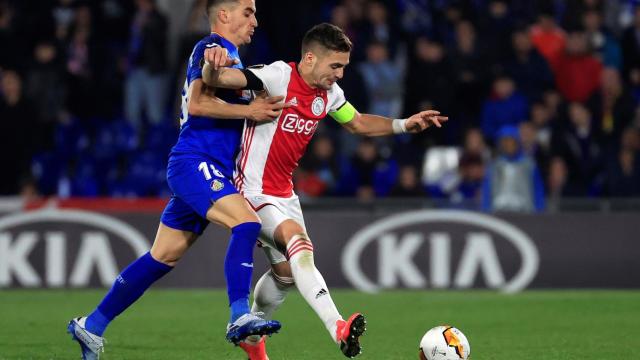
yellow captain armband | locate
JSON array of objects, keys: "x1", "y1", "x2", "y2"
[{"x1": 329, "y1": 101, "x2": 357, "y2": 124}]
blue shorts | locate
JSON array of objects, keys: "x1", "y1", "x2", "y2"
[{"x1": 160, "y1": 156, "x2": 238, "y2": 235}]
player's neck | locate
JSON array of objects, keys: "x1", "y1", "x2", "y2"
[
  {"x1": 296, "y1": 63, "x2": 317, "y2": 89},
  {"x1": 211, "y1": 28, "x2": 240, "y2": 48}
]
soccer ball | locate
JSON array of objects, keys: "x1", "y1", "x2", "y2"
[{"x1": 419, "y1": 325, "x2": 471, "y2": 360}]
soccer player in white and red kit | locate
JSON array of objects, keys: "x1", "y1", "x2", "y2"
[{"x1": 203, "y1": 23, "x2": 447, "y2": 359}]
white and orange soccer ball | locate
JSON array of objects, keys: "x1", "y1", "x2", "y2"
[{"x1": 419, "y1": 325, "x2": 471, "y2": 360}]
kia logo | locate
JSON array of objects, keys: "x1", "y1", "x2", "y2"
[
  {"x1": 341, "y1": 210, "x2": 539, "y2": 293},
  {"x1": 0, "y1": 208, "x2": 149, "y2": 288}
]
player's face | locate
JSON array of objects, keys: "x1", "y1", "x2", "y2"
[
  {"x1": 227, "y1": 0, "x2": 257, "y2": 46},
  {"x1": 311, "y1": 50, "x2": 350, "y2": 90}
]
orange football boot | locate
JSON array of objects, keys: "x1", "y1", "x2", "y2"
[
  {"x1": 335, "y1": 313, "x2": 367, "y2": 358},
  {"x1": 239, "y1": 336, "x2": 269, "y2": 360}
]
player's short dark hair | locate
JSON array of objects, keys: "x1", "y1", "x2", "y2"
[
  {"x1": 206, "y1": 0, "x2": 240, "y2": 19},
  {"x1": 301, "y1": 23, "x2": 353, "y2": 55}
]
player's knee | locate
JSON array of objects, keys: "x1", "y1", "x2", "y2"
[
  {"x1": 286, "y1": 233, "x2": 315, "y2": 269},
  {"x1": 231, "y1": 221, "x2": 262, "y2": 239},
  {"x1": 270, "y1": 263, "x2": 294, "y2": 286},
  {"x1": 150, "y1": 247, "x2": 184, "y2": 267}
]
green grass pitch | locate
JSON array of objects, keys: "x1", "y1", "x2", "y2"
[{"x1": 1, "y1": 290, "x2": 639, "y2": 359}]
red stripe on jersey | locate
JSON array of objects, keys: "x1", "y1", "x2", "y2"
[
  {"x1": 236, "y1": 120, "x2": 256, "y2": 190},
  {"x1": 235, "y1": 122, "x2": 251, "y2": 188},
  {"x1": 234, "y1": 122, "x2": 252, "y2": 188}
]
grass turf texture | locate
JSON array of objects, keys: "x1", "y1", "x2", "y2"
[{"x1": 0, "y1": 290, "x2": 638, "y2": 359}]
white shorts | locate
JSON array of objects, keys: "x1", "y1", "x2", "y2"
[{"x1": 244, "y1": 192, "x2": 307, "y2": 264}]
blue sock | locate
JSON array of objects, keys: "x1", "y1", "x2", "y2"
[
  {"x1": 85, "y1": 252, "x2": 172, "y2": 336},
  {"x1": 225, "y1": 222, "x2": 260, "y2": 323}
]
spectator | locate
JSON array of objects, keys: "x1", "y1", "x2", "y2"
[
  {"x1": 481, "y1": 75, "x2": 529, "y2": 141},
  {"x1": 363, "y1": 1, "x2": 400, "y2": 58},
  {"x1": 334, "y1": 1, "x2": 367, "y2": 62},
  {"x1": 451, "y1": 152, "x2": 485, "y2": 203},
  {"x1": 543, "y1": 88, "x2": 563, "y2": 115},
  {"x1": 0, "y1": 70, "x2": 37, "y2": 195},
  {"x1": 52, "y1": 0, "x2": 76, "y2": 41},
  {"x1": 630, "y1": 67, "x2": 640, "y2": 106},
  {"x1": 449, "y1": 20, "x2": 489, "y2": 123},
  {"x1": 358, "y1": 41, "x2": 403, "y2": 118},
  {"x1": 520, "y1": 121, "x2": 551, "y2": 180},
  {"x1": 404, "y1": 37, "x2": 455, "y2": 118},
  {"x1": 0, "y1": 1, "x2": 21, "y2": 69},
  {"x1": 478, "y1": 0, "x2": 514, "y2": 64},
  {"x1": 389, "y1": 165, "x2": 425, "y2": 197},
  {"x1": 554, "y1": 31, "x2": 603, "y2": 102},
  {"x1": 343, "y1": 138, "x2": 398, "y2": 200},
  {"x1": 125, "y1": 0, "x2": 168, "y2": 131},
  {"x1": 463, "y1": 127, "x2": 491, "y2": 161},
  {"x1": 530, "y1": 12, "x2": 566, "y2": 69},
  {"x1": 529, "y1": 101, "x2": 555, "y2": 154},
  {"x1": 605, "y1": 127, "x2": 640, "y2": 196},
  {"x1": 547, "y1": 156, "x2": 569, "y2": 200},
  {"x1": 482, "y1": 125, "x2": 545, "y2": 212},
  {"x1": 65, "y1": 4, "x2": 97, "y2": 119},
  {"x1": 583, "y1": 9, "x2": 623, "y2": 69},
  {"x1": 551, "y1": 102, "x2": 604, "y2": 196},
  {"x1": 593, "y1": 67, "x2": 635, "y2": 146},
  {"x1": 621, "y1": 6, "x2": 640, "y2": 81},
  {"x1": 349, "y1": 138, "x2": 378, "y2": 200},
  {"x1": 503, "y1": 27, "x2": 554, "y2": 101},
  {"x1": 27, "y1": 41, "x2": 65, "y2": 122},
  {"x1": 297, "y1": 135, "x2": 341, "y2": 197}
]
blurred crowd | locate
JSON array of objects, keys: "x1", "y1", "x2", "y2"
[{"x1": 1, "y1": 0, "x2": 640, "y2": 212}]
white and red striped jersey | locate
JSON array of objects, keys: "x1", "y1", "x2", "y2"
[{"x1": 234, "y1": 61, "x2": 347, "y2": 197}]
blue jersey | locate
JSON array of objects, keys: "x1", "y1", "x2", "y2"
[{"x1": 171, "y1": 33, "x2": 250, "y2": 178}]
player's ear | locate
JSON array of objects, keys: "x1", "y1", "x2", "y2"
[
  {"x1": 217, "y1": 8, "x2": 230, "y2": 24},
  {"x1": 303, "y1": 51, "x2": 315, "y2": 66}
]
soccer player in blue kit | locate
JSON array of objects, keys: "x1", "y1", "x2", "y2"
[{"x1": 67, "y1": 1, "x2": 286, "y2": 358}]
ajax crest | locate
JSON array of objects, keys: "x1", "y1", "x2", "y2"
[{"x1": 311, "y1": 97, "x2": 325, "y2": 116}]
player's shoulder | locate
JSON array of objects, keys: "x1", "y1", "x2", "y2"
[
  {"x1": 194, "y1": 34, "x2": 224, "y2": 51},
  {"x1": 249, "y1": 61, "x2": 292, "y2": 73},
  {"x1": 328, "y1": 81, "x2": 344, "y2": 96}
]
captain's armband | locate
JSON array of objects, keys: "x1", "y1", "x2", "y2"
[{"x1": 328, "y1": 101, "x2": 357, "y2": 124}]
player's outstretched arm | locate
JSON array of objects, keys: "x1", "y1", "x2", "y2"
[
  {"x1": 187, "y1": 79, "x2": 285, "y2": 122},
  {"x1": 339, "y1": 109, "x2": 448, "y2": 136}
]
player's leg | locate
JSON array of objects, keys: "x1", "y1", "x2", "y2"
[
  {"x1": 68, "y1": 205, "x2": 201, "y2": 359},
  {"x1": 275, "y1": 221, "x2": 366, "y2": 357},
  {"x1": 252, "y1": 261, "x2": 294, "y2": 320},
  {"x1": 164, "y1": 157, "x2": 279, "y2": 343},
  {"x1": 206, "y1": 194, "x2": 262, "y2": 323},
  {"x1": 83, "y1": 223, "x2": 197, "y2": 335},
  {"x1": 244, "y1": 198, "x2": 343, "y2": 338},
  {"x1": 205, "y1": 193, "x2": 282, "y2": 344},
  {"x1": 273, "y1": 220, "x2": 345, "y2": 337},
  {"x1": 240, "y1": 248, "x2": 293, "y2": 359}
]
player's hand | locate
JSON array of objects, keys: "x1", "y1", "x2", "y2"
[
  {"x1": 246, "y1": 95, "x2": 291, "y2": 122},
  {"x1": 405, "y1": 110, "x2": 449, "y2": 133},
  {"x1": 204, "y1": 46, "x2": 239, "y2": 70}
]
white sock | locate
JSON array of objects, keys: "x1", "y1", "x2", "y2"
[
  {"x1": 246, "y1": 270, "x2": 293, "y2": 345},
  {"x1": 252, "y1": 269, "x2": 294, "y2": 320},
  {"x1": 286, "y1": 234, "x2": 342, "y2": 343}
]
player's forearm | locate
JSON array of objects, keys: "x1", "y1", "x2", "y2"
[
  {"x1": 346, "y1": 113, "x2": 395, "y2": 137},
  {"x1": 189, "y1": 94, "x2": 250, "y2": 119},
  {"x1": 202, "y1": 64, "x2": 247, "y2": 89}
]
